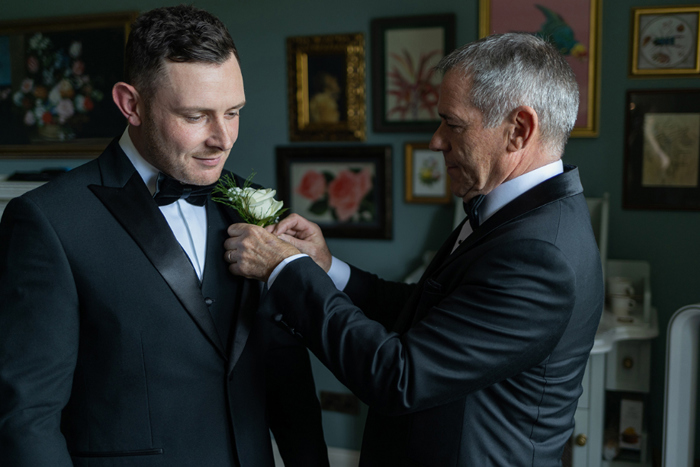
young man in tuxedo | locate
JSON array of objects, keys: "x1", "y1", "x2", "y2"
[
  {"x1": 224, "y1": 33, "x2": 604, "y2": 466},
  {"x1": 0, "y1": 5, "x2": 328, "y2": 466}
]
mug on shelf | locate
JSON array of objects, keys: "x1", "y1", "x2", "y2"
[
  {"x1": 607, "y1": 276, "x2": 635, "y2": 297},
  {"x1": 610, "y1": 294, "x2": 636, "y2": 317}
]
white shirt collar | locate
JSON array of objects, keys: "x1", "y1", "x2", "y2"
[
  {"x1": 480, "y1": 159, "x2": 563, "y2": 224},
  {"x1": 118, "y1": 127, "x2": 160, "y2": 195}
]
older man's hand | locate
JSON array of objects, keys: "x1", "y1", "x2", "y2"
[
  {"x1": 224, "y1": 223, "x2": 300, "y2": 282},
  {"x1": 266, "y1": 214, "x2": 332, "y2": 272}
]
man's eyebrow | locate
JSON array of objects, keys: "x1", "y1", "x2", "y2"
[
  {"x1": 439, "y1": 112, "x2": 462, "y2": 123},
  {"x1": 176, "y1": 100, "x2": 246, "y2": 113}
]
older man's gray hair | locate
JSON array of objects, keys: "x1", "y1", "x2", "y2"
[{"x1": 437, "y1": 32, "x2": 579, "y2": 156}]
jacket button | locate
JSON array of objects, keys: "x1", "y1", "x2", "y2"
[
  {"x1": 273, "y1": 313, "x2": 284, "y2": 322},
  {"x1": 204, "y1": 298, "x2": 214, "y2": 306}
]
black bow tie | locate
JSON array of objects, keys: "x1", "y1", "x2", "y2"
[
  {"x1": 463, "y1": 194, "x2": 486, "y2": 231},
  {"x1": 153, "y1": 173, "x2": 216, "y2": 207}
]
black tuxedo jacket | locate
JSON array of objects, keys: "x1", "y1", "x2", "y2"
[
  {"x1": 265, "y1": 166, "x2": 604, "y2": 466},
  {"x1": 0, "y1": 139, "x2": 328, "y2": 466}
]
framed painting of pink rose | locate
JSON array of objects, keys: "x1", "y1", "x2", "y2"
[
  {"x1": 276, "y1": 145, "x2": 392, "y2": 239},
  {"x1": 0, "y1": 12, "x2": 137, "y2": 158},
  {"x1": 479, "y1": 0, "x2": 601, "y2": 137},
  {"x1": 371, "y1": 14, "x2": 455, "y2": 133}
]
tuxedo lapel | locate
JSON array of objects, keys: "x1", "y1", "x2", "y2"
[
  {"x1": 88, "y1": 144, "x2": 226, "y2": 358},
  {"x1": 218, "y1": 201, "x2": 262, "y2": 372}
]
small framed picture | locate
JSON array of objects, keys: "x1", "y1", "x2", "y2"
[
  {"x1": 631, "y1": 6, "x2": 700, "y2": 77},
  {"x1": 404, "y1": 142, "x2": 451, "y2": 204},
  {"x1": 624, "y1": 89, "x2": 700, "y2": 211},
  {"x1": 286, "y1": 33, "x2": 366, "y2": 142},
  {"x1": 276, "y1": 145, "x2": 392, "y2": 239},
  {"x1": 371, "y1": 14, "x2": 455, "y2": 133},
  {"x1": 0, "y1": 12, "x2": 137, "y2": 158}
]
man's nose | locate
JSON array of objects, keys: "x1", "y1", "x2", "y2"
[
  {"x1": 429, "y1": 124, "x2": 448, "y2": 152},
  {"x1": 208, "y1": 117, "x2": 235, "y2": 150}
]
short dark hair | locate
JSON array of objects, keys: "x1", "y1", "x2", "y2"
[{"x1": 125, "y1": 4, "x2": 239, "y2": 98}]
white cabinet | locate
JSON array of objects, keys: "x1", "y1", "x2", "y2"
[{"x1": 572, "y1": 308, "x2": 658, "y2": 467}]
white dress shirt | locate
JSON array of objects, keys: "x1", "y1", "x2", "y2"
[{"x1": 119, "y1": 128, "x2": 208, "y2": 280}]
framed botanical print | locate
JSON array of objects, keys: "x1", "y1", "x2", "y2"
[
  {"x1": 404, "y1": 142, "x2": 451, "y2": 204},
  {"x1": 371, "y1": 14, "x2": 456, "y2": 133}
]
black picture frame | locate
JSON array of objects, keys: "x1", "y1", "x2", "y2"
[
  {"x1": 0, "y1": 12, "x2": 137, "y2": 158},
  {"x1": 371, "y1": 14, "x2": 455, "y2": 133},
  {"x1": 624, "y1": 89, "x2": 700, "y2": 210},
  {"x1": 276, "y1": 145, "x2": 392, "y2": 239}
]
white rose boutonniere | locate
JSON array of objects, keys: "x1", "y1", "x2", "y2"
[{"x1": 212, "y1": 173, "x2": 287, "y2": 227}]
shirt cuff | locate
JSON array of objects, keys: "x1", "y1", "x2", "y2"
[
  {"x1": 266, "y1": 255, "x2": 351, "y2": 291},
  {"x1": 327, "y1": 256, "x2": 350, "y2": 291}
]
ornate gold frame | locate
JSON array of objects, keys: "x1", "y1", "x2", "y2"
[
  {"x1": 630, "y1": 6, "x2": 700, "y2": 77},
  {"x1": 286, "y1": 33, "x2": 366, "y2": 142}
]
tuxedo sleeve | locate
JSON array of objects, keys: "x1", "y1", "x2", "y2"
[
  {"x1": 0, "y1": 196, "x2": 77, "y2": 466},
  {"x1": 264, "y1": 237, "x2": 577, "y2": 416},
  {"x1": 341, "y1": 265, "x2": 415, "y2": 330}
]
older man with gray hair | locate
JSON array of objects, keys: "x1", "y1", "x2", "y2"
[{"x1": 225, "y1": 32, "x2": 604, "y2": 466}]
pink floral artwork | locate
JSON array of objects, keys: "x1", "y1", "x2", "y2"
[
  {"x1": 296, "y1": 170, "x2": 327, "y2": 202},
  {"x1": 328, "y1": 168, "x2": 372, "y2": 221},
  {"x1": 291, "y1": 163, "x2": 375, "y2": 224}
]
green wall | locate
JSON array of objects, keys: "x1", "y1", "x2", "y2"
[{"x1": 2, "y1": 0, "x2": 700, "y2": 458}]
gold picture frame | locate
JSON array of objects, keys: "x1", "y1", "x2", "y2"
[
  {"x1": 286, "y1": 33, "x2": 366, "y2": 142},
  {"x1": 479, "y1": 0, "x2": 601, "y2": 137},
  {"x1": 404, "y1": 142, "x2": 451, "y2": 204},
  {"x1": 631, "y1": 6, "x2": 700, "y2": 77},
  {"x1": 0, "y1": 12, "x2": 137, "y2": 158}
]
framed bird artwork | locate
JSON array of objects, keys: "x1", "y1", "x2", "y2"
[{"x1": 479, "y1": 0, "x2": 601, "y2": 137}]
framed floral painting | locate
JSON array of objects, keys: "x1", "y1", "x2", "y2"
[
  {"x1": 0, "y1": 12, "x2": 137, "y2": 158},
  {"x1": 276, "y1": 145, "x2": 392, "y2": 239},
  {"x1": 371, "y1": 14, "x2": 456, "y2": 133},
  {"x1": 286, "y1": 33, "x2": 366, "y2": 142},
  {"x1": 479, "y1": 0, "x2": 601, "y2": 137},
  {"x1": 404, "y1": 142, "x2": 451, "y2": 203}
]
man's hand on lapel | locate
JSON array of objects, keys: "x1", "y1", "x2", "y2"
[
  {"x1": 224, "y1": 224, "x2": 300, "y2": 281},
  {"x1": 266, "y1": 214, "x2": 332, "y2": 272}
]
